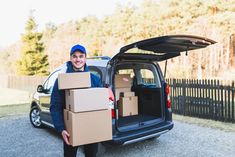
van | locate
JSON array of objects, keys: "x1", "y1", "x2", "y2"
[{"x1": 30, "y1": 35, "x2": 216, "y2": 145}]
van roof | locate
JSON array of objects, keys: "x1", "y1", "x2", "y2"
[{"x1": 86, "y1": 59, "x2": 109, "y2": 67}]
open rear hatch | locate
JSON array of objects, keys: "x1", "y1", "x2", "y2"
[
  {"x1": 112, "y1": 35, "x2": 216, "y2": 61},
  {"x1": 110, "y1": 35, "x2": 216, "y2": 132}
]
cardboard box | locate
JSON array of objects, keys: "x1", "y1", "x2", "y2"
[
  {"x1": 120, "y1": 91, "x2": 135, "y2": 98},
  {"x1": 64, "y1": 109, "x2": 112, "y2": 146},
  {"x1": 115, "y1": 88, "x2": 131, "y2": 101},
  {"x1": 58, "y1": 72, "x2": 91, "y2": 89},
  {"x1": 65, "y1": 88, "x2": 109, "y2": 112},
  {"x1": 118, "y1": 96, "x2": 138, "y2": 117},
  {"x1": 115, "y1": 74, "x2": 132, "y2": 88}
]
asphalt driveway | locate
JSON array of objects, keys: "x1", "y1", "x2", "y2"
[{"x1": 0, "y1": 114, "x2": 235, "y2": 157}]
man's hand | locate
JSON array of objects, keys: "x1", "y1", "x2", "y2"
[{"x1": 61, "y1": 130, "x2": 70, "y2": 145}]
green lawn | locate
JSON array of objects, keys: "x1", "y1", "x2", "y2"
[
  {"x1": 0, "y1": 88, "x2": 31, "y2": 117},
  {"x1": 0, "y1": 103, "x2": 29, "y2": 118},
  {"x1": 0, "y1": 88, "x2": 30, "y2": 106},
  {"x1": 173, "y1": 114, "x2": 235, "y2": 132}
]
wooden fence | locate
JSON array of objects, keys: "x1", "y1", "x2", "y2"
[
  {"x1": 166, "y1": 78, "x2": 235, "y2": 123},
  {"x1": 0, "y1": 75, "x2": 46, "y2": 92}
]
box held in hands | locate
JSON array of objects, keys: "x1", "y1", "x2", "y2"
[
  {"x1": 58, "y1": 72, "x2": 91, "y2": 90},
  {"x1": 65, "y1": 88, "x2": 109, "y2": 112},
  {"x1": 64, "y1": 109, "x2": 112, "y2": 146}
]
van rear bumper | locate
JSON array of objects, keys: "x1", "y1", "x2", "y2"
[
  {"x1": 105, "y1": 121, "x2": 174, "y2": 145},
  {"x1": 123, "y1": 130, "x2": 169, "y2": 145}
]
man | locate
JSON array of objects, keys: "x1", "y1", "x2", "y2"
[{"x1": 50, "y1": 44, "x2": 101, "y2": 157}]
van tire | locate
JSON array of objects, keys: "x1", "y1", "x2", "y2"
[{"x1": 29, "y1": 106, "x2": 43, "y2": 128}]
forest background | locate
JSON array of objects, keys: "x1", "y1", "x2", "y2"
[{"x1": 0, "y1": 0, "x2": 234, "y2": 79}]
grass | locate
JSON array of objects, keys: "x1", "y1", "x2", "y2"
[
  {"x1": 0, "y1": 88, "x2": 30, "y2": 106},
  {"x1": 0, "y1": 103, "x2": 30, "y2": 118},
  {"x1": 0, "y1": 88, "x2": 31, "y2": 117},
  {"x1": 173, "y1": 113, "x2": 235, "y2": 132}
]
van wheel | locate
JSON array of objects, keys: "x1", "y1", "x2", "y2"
[{"x1": 29, "y1": 106, "x2": 43, "y2": 128}]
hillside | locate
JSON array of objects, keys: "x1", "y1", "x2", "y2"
[{"x1": 0, "y1": 0, "x2": 235, "y2": 79}]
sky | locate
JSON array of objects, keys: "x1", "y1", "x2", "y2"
[{"x1": 0, "y1": 0, "x2": 144, "y2": 48}]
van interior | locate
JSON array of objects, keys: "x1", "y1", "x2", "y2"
[{"x1": 114, "y1": 62, "x2": 165, "y2": 132}]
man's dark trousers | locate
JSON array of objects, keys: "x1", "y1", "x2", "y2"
[{"x1": 64, "y1": 142, "x2": 98, "y2": 157}]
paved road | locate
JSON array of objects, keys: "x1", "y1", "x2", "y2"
[{"x1": 0, "y1": 114, "x2": 235, "y2": 157}]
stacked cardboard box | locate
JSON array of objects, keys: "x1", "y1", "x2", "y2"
[
  {"x1": 115, "y1": 88, "x2": 131, "y2": 101},
  {"x1": 58, "y1": 72, "x2": 112, "y2": 146},
  {"x1": 58, "y1": 72, "x2": 91, "y2": 89},
  {"x1": 65, "y1": 88, "x2": 109, "y2": 112},
  {"x1": 118, "y1": 93, "x2": 138, "y2": 116},
  {"x1": 115, "y1": 74, "x2": 138, "y2": 117},
  {"x1": 114, "y1": 74, "x2": 132, "y2": 101}
]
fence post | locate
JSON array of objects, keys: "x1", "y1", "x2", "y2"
[
  {"x1": 209, "y1": 80, "x2": 213, "y2": 119},
  {"x1": 227, "y1": 81, "x2": 231, "y2": 121},
  {"x1": 177, "y1": 79, "x2": 181, "y2": 114},
  {"x1": 213, "y1": 79, "x2": 217, "y2": 120},
  {"x1": 221, "y1": 81, "x2": 224, "y2": 121},
  {"x1": 202, "y1": 79, "x2": 205, "y2": 118},
  {"x1": 205, "y1": 79, "x2": 209, "y2": 118},
  {"x1": 188, "y1": 79, "x2": 192, "y2": 116},
  {"x1": 196, "y1": 79, "x2": 199, "y2": 118},
  {"x1": 182, "y1": 79, "x2": 186, "y2": 115},
  {"x1": 199, "y1": 79, "x2": 202, "y2": 118},
  {"x1": 214, "y1": 80, "x2": 218, "y2": 120},
  {"x1": 186, "y1": 79, "x2": 189, "y2": 115},
  {"x1": 172, "y1": 79, "x2": 175, "y2": 113},
  {"x1": 193, "y1": 80, "x2": 197, "y2": 116},
  {"x1": 232, "y1": 81, "x2": 235, "y2": 122}
]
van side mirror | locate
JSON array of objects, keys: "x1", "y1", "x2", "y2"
[{"x1": 37, "y1": 85, "x2": 44, "y2": 93}]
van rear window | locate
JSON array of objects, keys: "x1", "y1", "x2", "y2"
[
  {"x1": 140, "y1": 69, "x2": 155, "y2": 85},
  {"x1": 116, "y1": 63, "x2": 161, "y2": 88}
]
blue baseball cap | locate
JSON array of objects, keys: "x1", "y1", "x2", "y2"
[{"x1": 70, "y1": 44, "x2": 86, "y2": 56}]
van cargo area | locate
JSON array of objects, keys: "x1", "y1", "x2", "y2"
[
  {"x1": 114, "y1": 62, "x2": 164, "y2": 132},
  {"x1": 116, "y1": 86, "x2": 164, "y2": 131}
]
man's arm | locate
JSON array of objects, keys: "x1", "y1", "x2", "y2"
[
  {"x1": 50, "y1": 79, "x2": 71, "y2": 145},
  {"x1": 50, "y1": 79, "x2": 65, "y2": 133},
  {"x1": 90, "y1": 74, "x2": 103, "y2": 87}
]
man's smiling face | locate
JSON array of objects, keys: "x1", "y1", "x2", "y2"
[{"x1": 70, "y1": 51, "x2": 86, "y2": 71}]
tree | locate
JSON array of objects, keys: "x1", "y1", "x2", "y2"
[{"x1": 17, "y1": 14, "x2": 49, "y2": 76}]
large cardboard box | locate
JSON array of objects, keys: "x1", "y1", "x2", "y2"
[
  {"x1": 64, "y1": 109, "x2": 112, "y2": 146},
  {"x1": 118, "y1": 96, "x2": 138, "y2": 117},
  {"x1": 58, "y1": 72, "x2": 91, "y2": 90},
  {"x1": 120, "y1": 91, "x2": 135, "y2": 98},
  {"x1": 65, "y1": 88, "x2": 109, "y2": 112},
  {"x1": 115, "y1": 88, "x2": 131, "y2": 101},
  {"x1": 115, "y1": 74, "x2": 132, "y2": 88}
]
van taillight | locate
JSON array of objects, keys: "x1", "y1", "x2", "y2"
[
  {"x1": 109, "y1": 100, "x2": 115, "y2": 119},
  {"x1": 108, "y1": 88, "x2": 115, "y2": 119},
  {"x1": 166, "y1": 84, "x2": 171, "y2": 108},
  {"x1": 112, "y1": 109, "x2": 115, "y2": 118}
]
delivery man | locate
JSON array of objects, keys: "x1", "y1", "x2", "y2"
[{"x1": 50, "y1": 44, "x2": 101, "y2": 157}]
